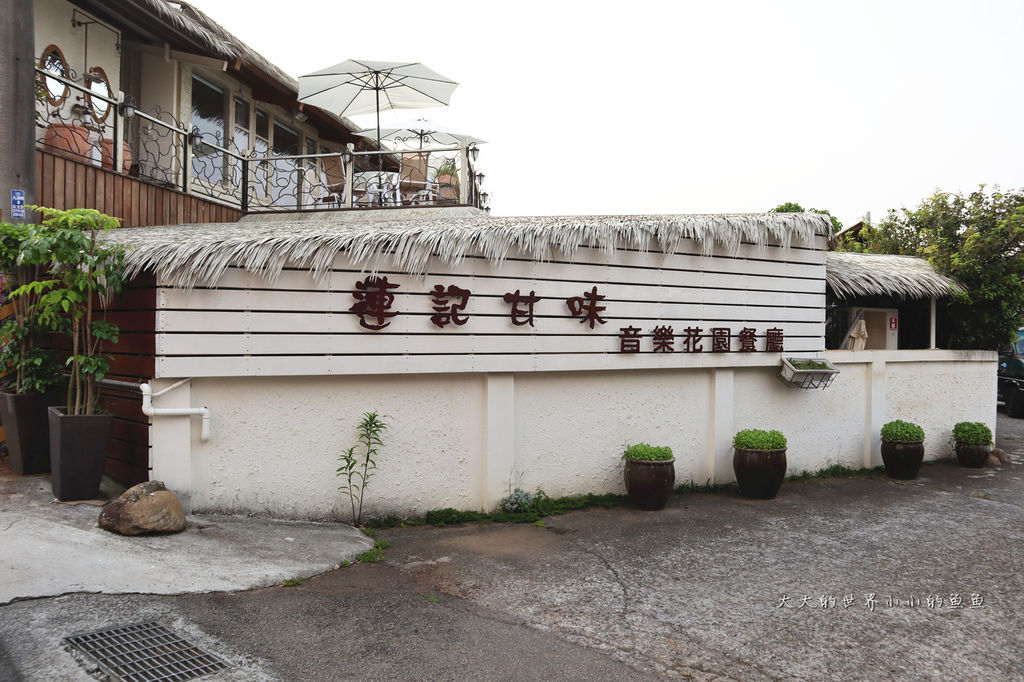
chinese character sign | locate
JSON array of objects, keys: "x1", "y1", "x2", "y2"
[{"x1": 343, "y1": 276, "x2": 789, "y2": 355}]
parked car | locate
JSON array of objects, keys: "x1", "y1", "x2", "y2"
[{"x1": 998, "y1": 328, "x2": 1024, "y2": 417}]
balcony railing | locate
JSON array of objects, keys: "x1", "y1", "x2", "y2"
[{"x1": 34, "y1": 66, "x2": 489, "y2": 215}]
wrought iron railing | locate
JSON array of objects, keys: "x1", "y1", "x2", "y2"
[{"x1": 34, "y1": 66, "x2": 489, "y2": 214}]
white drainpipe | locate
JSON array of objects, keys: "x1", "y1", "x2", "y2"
[{"x1": 140, "y1": 379, "x2": 211, "y2": 442}]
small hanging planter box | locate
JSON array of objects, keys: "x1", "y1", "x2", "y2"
[{"x1": 777, "y1": 357, "x2": 839, "y2": 390}]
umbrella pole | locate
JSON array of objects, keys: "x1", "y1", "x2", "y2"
[{"x1": 375, "y1": 75, "x2": 384, "y2": 206}]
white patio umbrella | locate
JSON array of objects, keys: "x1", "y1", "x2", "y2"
[
  {"x1": 354, "y1": 118, "x2": 485, "y2": 150},
  {"x1": 298, "y1": 60, "x2": 459, "y2": 153}
]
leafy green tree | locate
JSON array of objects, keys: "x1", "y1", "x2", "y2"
[
  {"x1": 836, "y1": 186, "x2": 1024, "y2": 349},
  {"x1": 770, "y1": 202, "x2": 843, "y2": 234},
  {"x1": 0, "y1": 221, "x2": 61, "y2": 394},
  {"x1": 15, "y1": 207, "x2": 126, "y2": 414}
]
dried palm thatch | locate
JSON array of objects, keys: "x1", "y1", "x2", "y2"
[
  {"x1": 135, "y1": 0, "x2": 297, "y2": 97},
  {"x1": 104, "y1": 210, "x2": 832, "y2": 289},
  {"x1": 826, "y1": 251, "x2": 963, "y2": 300}
]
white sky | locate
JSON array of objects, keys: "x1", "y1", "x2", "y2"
[{"x1": 188, "y1": 0, "x2": 1024, "y2": 227}]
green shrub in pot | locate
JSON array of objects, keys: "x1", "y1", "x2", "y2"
[
  {"x1": 622, "y1": 443, "x2": 675, "y2": 510},
  {"x1": 732, "y1": 429, "x2": 787, "y2": 499},
  {"x1": 951, "y1": 421, "x2": 992, "y2": 468},
  {"x1": 879, "y1": 419, "x2": 925, "y2": 479}
]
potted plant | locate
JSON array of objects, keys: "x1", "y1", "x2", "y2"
[
  {"x1": 0, "y1": 221, "x2": 62, "y2": 474},
  {"x1": 951, "y1": 421, "x2": 993, "y2": 468},
  {"x1": 732, "y1": 429, "x2": 787, "y2": 499},
  {"x1": 433, "y1": 161, "x2": 459, "y2": 201},
  {"x1": 17, "y1": 207, "x2": 126, "y2": 500},
  {"x1": 622, "y1": 443, "x2": 675, "y2": 510},
  {"x1": 880, "y1": 419, "x2": 925, "y2": 480},
  {"x1": 777, "y1": 357, "x2": 839, "y2": 389}
]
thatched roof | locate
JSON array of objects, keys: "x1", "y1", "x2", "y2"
[
  {"x1": 825, "y1": 251, "x2": 963, "y2": 300},
  {"x1": 134, "y1": 0, "x2": 298, "y2": 93},
  {"x1": 105, "y1": 210, "x2": 832, "y2": 289}
]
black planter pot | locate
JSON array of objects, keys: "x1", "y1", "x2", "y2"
[
  {"x1": 954, "y1": 441, "x2": 991, "y2": 468},
  {"x1": 623, "y1": 458, "x2": 676, "y2": 510},
  {"x1": 0, "y1": 389, "x2": 60, "y2": 474},
  {"x1": 733, "y1": 447, "x2": 787, "y2": 499},
  {"x1": 880, "y1": 440, "x2": 924, "y2": 480},
  {"x1": 48, "y1": 406, "x2": 113, "y2": 501}
]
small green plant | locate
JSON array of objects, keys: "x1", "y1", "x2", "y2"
[
  {"x1": 433, "y1": 161, "x2": 457, "y2": 179},
  {"x1": 733, "y1": 429, "x2": 787, "y2": 450},
  {"x1": 622, "y1": 443, "x2": 673, "y2": 461},
  {"x1": 789, "y1": 358, "x2": 830, "y2": 370},
  {"x1": 338, "y1": 560, "x2": 352, "y2": 568},
  {"x1": 337, "y1": 411, "x2": 388, "y2": 527},
  {"x1": 952, "y1": 421, "x2": 992, "y2": 445},
  {"x1": 356, "y1": 539, "x2": 390, "y2": 563},
  {"x1": 880, "y1": 420, "x2": 925, "y2": 442},
  {"x1": 501, "y1": 487, "x2": 535, "y2": 513},
  {"x1": 281, "y1": 577, "x2": 305, "y2": 587}
]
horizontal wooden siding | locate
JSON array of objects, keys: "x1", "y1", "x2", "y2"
[{"x1": 156, "y1": 237, "x2": 828, "y2": 377}]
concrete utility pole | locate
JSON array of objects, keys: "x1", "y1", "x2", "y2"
[{"x1": 0, "y1": 0, "x2": 37, "y2": 223}]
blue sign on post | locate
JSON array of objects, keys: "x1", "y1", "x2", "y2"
[{"x1": 11, "y1": 190, "x2": 25, "y2": 220}]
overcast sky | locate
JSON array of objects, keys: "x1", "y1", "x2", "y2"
[{"x1": 188, "y1": 0, "x2": 1023, "y2": 227}]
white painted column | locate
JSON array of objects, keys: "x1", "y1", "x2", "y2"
[
  {"x1": 149, "y1": 378, "x2": 195, "y2": 511},
  {"x1": 864, "y1": 360, "x2": 888, "y2": 468},
  {"x1": 929, "y1": 296, "x2": 937, "y2": 349},
  {"x1": 482, "y1": 373, "x2": 516, "y2": 510},
  {"x1": 707, "y1": 368, "x2": 735, "y2": 484}
]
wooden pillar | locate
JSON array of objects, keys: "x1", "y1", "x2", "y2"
[{"x1": 0, "y1": 0, "x2": 37, "y2": 222}]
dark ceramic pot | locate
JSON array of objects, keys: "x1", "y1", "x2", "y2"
[
  {"x1": 623, "y1": 458, "x2": 675, "y2": 510},
  {"x1": 954, "y1": 442, "x2": 991, "y2": 469},
  {"x1": 48, "y1": 406, "x2": 113, "y2": 501},
  {"x1": 880, "y1": 440, "x2": 924, "y2": 480},
  {"x1": 0, "y1": 389, "x2": 59, "y2": 474},
  {"x1": 733, "y1": 447, "x2": 787, "y2": 499}
]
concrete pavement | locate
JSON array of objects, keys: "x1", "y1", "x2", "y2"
[
  {"x1": 0, "y1": 412, "x2": 1021, "y2": 680},
  {"x1": 0, "y1": 470, "x2": 373, "y2": 603}
]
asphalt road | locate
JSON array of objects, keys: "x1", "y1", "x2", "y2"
[{"x1": 1, "y1": 412, "x2": 1021, "y2": 681}]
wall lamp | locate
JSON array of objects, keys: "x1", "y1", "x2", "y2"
[{"x1": 118, "y1": 95, "x2": 136, "y2": 119}]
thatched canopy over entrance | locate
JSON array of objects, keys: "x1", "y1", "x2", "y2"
[
  {"x1": 825, "y1": 252, "x2": 962, "y2": 300},
  {"x1": 105, "y1": 209, "x2": 832, "y2": 289}
]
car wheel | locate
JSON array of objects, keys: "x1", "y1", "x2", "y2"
[{"x1": 1007, "y1": 386, "x2": 1024, "y2": 418}]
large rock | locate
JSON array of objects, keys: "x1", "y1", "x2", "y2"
[{"x1": 98, "y1": 481, "x2": 186, "y2": 535}]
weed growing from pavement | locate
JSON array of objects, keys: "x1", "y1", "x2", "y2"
[
  {"x1": 356, "y1": 538, "x2": 391, "y2": 563},
  {"x1": 361, "y1": 463, "x2": 900, "y2": 530},
  {"x1": 337, "y1": 411, "x2": 388, "y2": 527},
  {"x1": 281, "y1": 578, "x2": 305, "y2": 587}
]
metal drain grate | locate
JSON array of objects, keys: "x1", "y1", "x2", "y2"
[{"x1": 64, "y1": 622, "x2": 228, "y2": 681}]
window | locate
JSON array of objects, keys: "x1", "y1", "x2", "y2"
[
  {"x1": 190, "y1": 75, "x2": 227, "y2": 185},
  {"x1": 233, "y1": 97, "x2": 250, "y2": 153},
  {"x1": 86, "y1": 67, "x2": 112, "y2": 123},
  {"x1": 190, "y1": 75, "x2": 226, "y2": 144},
  {"x1": 39, "y1": 45, "x2": 69, "y2": 106},
  {"x1": 272, "y1": 121, "x2": 299, "y2": 155}
]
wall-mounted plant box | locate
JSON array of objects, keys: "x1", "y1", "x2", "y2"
[{"x1": 777, "y1": 357, "x2": 839, "y2": 390}]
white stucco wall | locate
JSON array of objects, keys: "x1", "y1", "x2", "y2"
[
  {"x1": 149, "y1": 350, "x2": 996, "y2": 520},
  {"x1": 35, "y1": 0, "x2": 121, "y2": 94}
]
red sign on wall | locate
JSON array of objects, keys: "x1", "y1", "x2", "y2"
[{"x1": 889, "y1": 315, "x2": 898, "y2": 331}]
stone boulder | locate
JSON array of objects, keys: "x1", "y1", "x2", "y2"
[{"x1": 98, "y1": 481, "x2": 186, "y2": 535}]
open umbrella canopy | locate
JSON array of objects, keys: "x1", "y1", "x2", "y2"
[
  {"x1": 355, "y1": 118, "x2": 486, "y2": 148},
  {"x1": 298, "y1": 60, "x2": 458, "y2": 118}
]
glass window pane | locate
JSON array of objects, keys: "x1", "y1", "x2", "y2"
[
  {"x1": 190, "y1": 76, "x2": 225, "y2": 143},
  {"x1": 234, "y1": 98, "x2": 250, "y2": 130},
  {"x1": 255, "y1": 109, "x2": 269, "y2": 139},
  {"x1": 273, "y1": 122, "x2": 299, "y2": 155}
]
